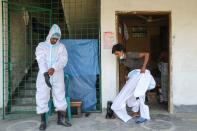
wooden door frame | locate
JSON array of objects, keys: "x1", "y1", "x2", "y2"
[{"x1": 115, "y1": 11, "x2": 173, "y2": 113}]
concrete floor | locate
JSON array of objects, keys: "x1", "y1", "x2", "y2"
[{"x1": 1, "y1": 109, "x2": 197, "y2": 131}]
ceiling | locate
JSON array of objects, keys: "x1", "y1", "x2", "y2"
[{"x1": 61, "y1": 0, "x2": 99, "y2": 38}]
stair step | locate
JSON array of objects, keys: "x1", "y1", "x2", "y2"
[
  {"x1": 20, "y1": 79, "x2": 36, "y2": 84},
  {"x1": 12, "y1": 105, "x2": 36, "y2": 112},
  {"x1": 27, "y1": 76, "x2": 37, "y2": 82},
  {"x1": 28, "y1": 72, "x2": 38, "y2": 77},
  {"x1": 31, "y1": 67, "x2": 39, "y2": 71},
  {"x1": 16, "y1": 82, "x2": 36, "y2": 89},
  {"x1": 16, "y1": 89, "x2": 36, "y2": 97},
  {"x1": 14, "y1": 97, "x2": 36, "y2": 105},
  {"x1": 28, "y1": 68, "x2": 39, "y2": 71},
  {"x1": 24, "y1": 83, "x2": 36, "y2": 89},
  {"x1": 16, "y1": 87, "x2": 36, "y2": 91}
]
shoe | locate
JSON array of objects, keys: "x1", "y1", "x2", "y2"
[
  {"x1": 39, "y1": 113, "x2": 47, "y2": 130},
  {"x1": 57, "y1": 111, "x2": 72, "y2": 127},
  {"x1": 85, "y1": 113, "x2": 90, "y2": 117},
  {"x1": 135, "y1": 117, "x2": 147, "y2": 124}
]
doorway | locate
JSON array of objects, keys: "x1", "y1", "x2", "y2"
[{"x1": 116, "y1": 11, "x2": 171, "y2": 112}]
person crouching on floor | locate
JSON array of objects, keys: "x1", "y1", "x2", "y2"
[{"x1": 111, "y1": 43, "x2": 156, "y2": 124}]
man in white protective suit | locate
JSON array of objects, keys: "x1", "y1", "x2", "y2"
[
  {"x1": 111, "y1": 43, "x2": 156, "y2": 124},
  {"x1": 35, "y1": 24, "x2": 71, "y2": 130}
]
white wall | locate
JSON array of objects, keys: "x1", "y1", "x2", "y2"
[
  {"x1": 101, "y1": 0, "x2": 197, "y2": 110},
  {"x1": 0, "y1": 0, "x2": 8, "y2": 109},
  {"x1": 0, "y1": 1, "x2": 3, "y2": 108}
]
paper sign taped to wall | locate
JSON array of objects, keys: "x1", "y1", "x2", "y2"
[{"x1": 103, "y1": 32, "x2": 115, "y2": 49}]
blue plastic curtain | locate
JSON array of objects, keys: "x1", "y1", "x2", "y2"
[{"x1": 61, "y1": 39, "x2": 99, "y2": 111}]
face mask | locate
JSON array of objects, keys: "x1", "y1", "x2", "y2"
[{"x1": 119, "y1": 54, "x2": 125, "y2": 60}]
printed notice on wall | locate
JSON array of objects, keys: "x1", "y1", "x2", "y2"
[{"x1": 103, "y1": 32, "x2": 115, "y2": 49}]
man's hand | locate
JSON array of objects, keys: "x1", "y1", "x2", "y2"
[
  {"x1": 48, "y1": 68, "x2": 55, "y2": 76},
  {"x1": 140, "y1": 67, "x2": 146, "y2": 73}
]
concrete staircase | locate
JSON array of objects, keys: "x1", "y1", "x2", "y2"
[{"x1": 12, "y1": 63, "x2": 38, "y2": 112}]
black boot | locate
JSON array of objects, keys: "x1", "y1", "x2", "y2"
[
  {"x1": 39, "y1": 113, "x2": 46, "y2": 130},
  {"x1": 57, "y1": 111, "x2": 72, "y2": 127}
]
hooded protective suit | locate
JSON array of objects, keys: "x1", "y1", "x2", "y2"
[
  {"x1": 35, "y1": 24, "x2": 68, "y2": 114},
  {"x1": 111, "y1": 69, "x2": 156, "y2": 122}
]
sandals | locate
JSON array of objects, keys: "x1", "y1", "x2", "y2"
[{"x1": 135, "y1": 117, "x2": 147, "y2": 124}]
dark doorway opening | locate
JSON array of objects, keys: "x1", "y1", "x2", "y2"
[{"x1": 116, "y1": 12, "x2": 171, "y2": 112}]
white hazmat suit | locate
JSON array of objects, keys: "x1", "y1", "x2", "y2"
[
  {"x1": 111, "y1": 69, "x2": 156, "y2": 122},
  {"x1": 35, "y1": 24, "x2": 68, "y2": 114}
]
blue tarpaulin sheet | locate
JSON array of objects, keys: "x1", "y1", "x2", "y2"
[{"x1": 61, "y1": 39, "x2": 99, "y2": 112}]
